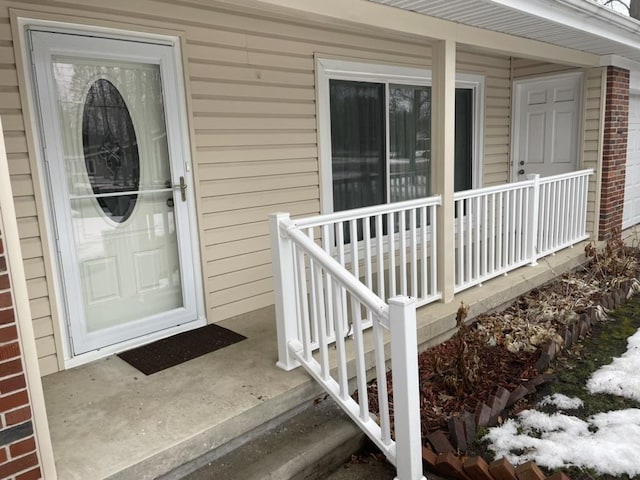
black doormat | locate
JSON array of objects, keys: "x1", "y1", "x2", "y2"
[{"x1": 117, "y1": 324, "x2": 246, "y2": 375}]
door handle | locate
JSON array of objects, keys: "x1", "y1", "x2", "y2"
[
  {"x1": 518, "y1": 169, "x2": 525, "y2": 175},
  {"x1": 173, "y1": 176, "x2": 187, "y2": 202}
]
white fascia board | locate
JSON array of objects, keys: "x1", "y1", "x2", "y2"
[{"x1": 485, "y1": 0, "x2": 640, "y2": 53}]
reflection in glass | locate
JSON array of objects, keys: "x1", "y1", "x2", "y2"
[
  {"x1": 389, "y1": 84, "x2": 431, "y2": 202},
  {"x1": 51, "y1": 58, "x2": 184, "y2": 334},
  {"x1": 329, "y1": 80, "x2": 386, "y2": 212},
  {"x1": 82, "y1": 79, "x2": 140, "y2": 222}
]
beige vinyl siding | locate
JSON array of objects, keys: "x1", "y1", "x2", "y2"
[
  {"x1": 0, "y1": 15, "x2": 58, "y2": 374},
  {"x1": 457, "y1": 51, "x2": 512, "y2": 186},
  {"x1": 511, "y1": 58, "x2": 578, "y2": 78},
  {"x1": 1, "y1": 0, "x2": 516, "y2": 370},
  {"x1": 582, "y1": 67, "x2": 605, "y2": 236}
]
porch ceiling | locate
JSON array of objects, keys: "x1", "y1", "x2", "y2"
[{"x1": 370, "y1": 0, "x2": 640, "y2": 66}]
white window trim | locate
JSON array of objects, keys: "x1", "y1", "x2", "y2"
[{"x1": 316, "y1": 57, "x2": 485, "y2": 214}]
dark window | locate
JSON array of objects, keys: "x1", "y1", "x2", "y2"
[{"x1": 82, "y1": 79, "x2": 140, "y2": 222}]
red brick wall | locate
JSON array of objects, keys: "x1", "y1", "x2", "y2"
[
  {"x1": 599, "y1": 66, "x2": 630, "y2": 240},
  {"x1": 0, "y1": 229, "x2": 42, "y2": 480}
]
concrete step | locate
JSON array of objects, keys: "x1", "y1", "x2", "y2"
[{"x1": 167, "y1": 397, "x2": 365, "y2": 480}]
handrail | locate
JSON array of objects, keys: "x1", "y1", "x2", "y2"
[
  {"x1": 280, "y1": 217, "x2": 390, "y2": 325},
  {"x1": 295, "y1": 195, "x2": 442, "y2": 228},
  {"x1": 454, "y1": 179, "x2": 534, "y2": 200},
  {"x1": 538, "y1": 168, "x2": 594, "y2": 184}
]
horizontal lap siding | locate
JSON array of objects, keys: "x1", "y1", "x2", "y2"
[
  {"x1": 457, "y1": 51, "x2": 511, "y2": 186},
  {"x1": 582, "y1": 68, "x2": 604, "y2": 236},
  {"x1": 0, "y1": 0, "x2": 513, "y2": 369},
  {"x1": 0, "y1": 11, "x2": 58, "y2": 375}
]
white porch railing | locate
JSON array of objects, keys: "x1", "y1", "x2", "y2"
[
  {"x1": 537, "y1": 170, "x2": 592, "y2": 257},
  {"x1": 269, "y1": 213, "x2": 426, "y2": 480},
  {"x1": 294, "y1": 196, "x2": 442, "y2": 314},
  {"x1": 270, "y1": 169, "x2": 593, "y2": 480},
  {"x1": 453, "y1": 169, "x2": 594, "y2": 291}
]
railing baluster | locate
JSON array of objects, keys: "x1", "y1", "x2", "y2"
[
  {"x1": 312, "y1": 260, "x2": 330, "y2": 381},
  {"x1": 516, "y1": 188, "x2": 523, "y2": 262},
  {"x1": 456, "y1": 199, "x2": 463, "y2": 288},
  {"x1": 474, "y1": 196, "x2": 481, "y2": 280},
  {"x1": 497, "y1": 192, "x2": 503, "y2": 271},
  {"x1": 307, "y1": 228, "x2": 319, "y2": 345},
  {"x1": 350, "y1": 219, "x2": 359, "y2": 282},
  {"x1": 351, "y1": 298, "x2": 369, "y2": 422},
  {"x1": 388, "y1": 212, "x2": 396, "y2": 297},
  {"x1": 466, "y1": 198, "x2": 472, "y2": 284},
  {"x1": 337, "y1": 223, "x2": 348, "y2": 335},
  {"x1": 332, "y1": 282, "x2": 349, "y2": 400},
  {"x1": 295, "y1": 245, "x2": 312, "y2": 362},
  {"x1": 364, "y1": 218, "x2": 373, "y2": 324},
  {"x1": 490, "y1": 193, "x2": 496, "y2": 274},
  {"x1": 503, "y1": 191, "x2": 509, "y2": 268},
  {"x1": 321, "y1": 224, "x2": 335, "y2": 339},
  {"x1": 376, "y1": 214, "x2": 385, "y2": 301},
  {"x1": 482, "y1": 194, "x2": 488, "y2": 278},
  {"x1": 373, "y1": 316, "x2": 391, "y2": 446},
  {"x1": 410, "y1": 208, "x2": 418, "y2": 298},
  {"x1": 400, "y1": 210, "x2": 407, "y2": 296},
  {"x1": 421, "y1": 206, "x2": 428, "y2": 299},
  {"x1": 430, "y1": 206, "x2": 438, "y2": 296}
]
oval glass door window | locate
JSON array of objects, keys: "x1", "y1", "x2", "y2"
[{"x1": 82, "y1": 78, "x2": 140, "y2": 222}]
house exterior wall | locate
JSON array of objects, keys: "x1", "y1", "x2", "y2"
[
  {"x1": 0, "y1": 0, "x2": 517, "y2": 373},
  {"x1": 511, "y1": 59, "x2": 605, "y2": 236},
  {"x1": 0, "y1": 228, "x2": 42, "y2": 480}
]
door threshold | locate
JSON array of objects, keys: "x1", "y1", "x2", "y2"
[{"x1": 64, "y1": 317, "x2": 206, "y2": 370}]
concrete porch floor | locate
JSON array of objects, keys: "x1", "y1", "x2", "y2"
[{"x1": 42, "y1": 242, "x2": 591, "y2": 480}]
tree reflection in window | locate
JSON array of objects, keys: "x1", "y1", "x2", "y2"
[{"x1": 82, "y1": 79, "x2": 140, "y2": 223}]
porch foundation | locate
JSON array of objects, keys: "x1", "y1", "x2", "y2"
[{"x1": 599, "y1": 66, "x2": 630, "y2": 240}]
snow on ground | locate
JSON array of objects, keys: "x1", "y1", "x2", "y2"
[
  {"x1": 484, "y1": 326, "x2": 640, "y2": 476},
  {"x1": 587, "y1": 328, "x2": 640, "y2": 402},
  {"x1": 539, "y1": 393, "x2": 583, "y2": 410},
  {"x1": 484, "y1": 409, "x2": 640, "y2": 476}
]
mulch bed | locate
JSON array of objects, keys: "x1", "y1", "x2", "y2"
[{"x1": 358, "y1": 235, "x2": 640, "y2": 478}]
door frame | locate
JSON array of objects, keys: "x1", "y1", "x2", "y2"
[
  {"x1": 16, "y1": 17, "x2": 206, "y2": 368},
  {"x1": 510, "y1": 71, "x2": 584, "y2": 182},
  {"x1": 623, "y1": 89, "x2": 640, "y2": 229}
]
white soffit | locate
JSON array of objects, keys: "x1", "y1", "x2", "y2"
[{"x1": 370, "y1": 0, "x2": 640, "y2": 65}]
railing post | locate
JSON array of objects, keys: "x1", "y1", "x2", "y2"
[
  {"x1": 388, "y1": 296, "x2": 425, "y2": 480},
  {"x1": 526, "y1": 174, "x2": 540, "y2": 266},
  {"x1": 269, "y1": 212, "x2": 300, "y2": 371}
]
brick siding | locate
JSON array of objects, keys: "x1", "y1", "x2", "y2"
[
  {"x1": 599, "y1": 66, "x2": 630, "y2": 240},
  {"x1": 0, "y1": 229, "x2": 42, "y2": 480}
]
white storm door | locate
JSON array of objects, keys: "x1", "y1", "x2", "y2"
[
  {"x1": 31, "y1": 31, "x2": 201, "y2": 354},
  {"x1": 623, "y1": 93, "x2": 640, "y2": 229},
  {"x1": 513, "y1": 73, "x2": 583, "y2": 181}
]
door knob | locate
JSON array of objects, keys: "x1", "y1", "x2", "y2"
[
  {"x1": 518, "y1": 169, "x2": 525, "y2": 175},
  {"x1": 173, "y1": 176, "x2": 187, "y2": 202},
  {"x1": 519, "y1": 161, "x2": 525, "y2": 165}
]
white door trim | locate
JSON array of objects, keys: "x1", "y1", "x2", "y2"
[
  {"x1": 18, "y1": 18, "x2": 206, "y2": 367},
  {"x1": 510, "y1": 71, "x2": 584, "y2": 182}
]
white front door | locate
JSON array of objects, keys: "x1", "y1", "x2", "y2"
[
  {"x1": 512, "y1": 73, "x2": 583, "y2": 181},
  {"x1": 624, "y1": 93, "x2": 640, "y2": 229},
  {"x1": 31, "y1": 31, "x2": 203, "y2": 355}
]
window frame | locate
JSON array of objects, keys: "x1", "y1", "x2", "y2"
[{"x1": 316, "y1": 57, "x2": 485, "y2": 214}]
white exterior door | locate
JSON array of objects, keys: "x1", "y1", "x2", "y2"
[
  {"x1": 512, "y1": 73, "x2": 583, "y2": 181},
  {"x1": 31, "y1": 31, "x2": 203, "y2": 355},
  {"x1": 624, "y1": 93, "x2": 640, "y2": 229}
]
